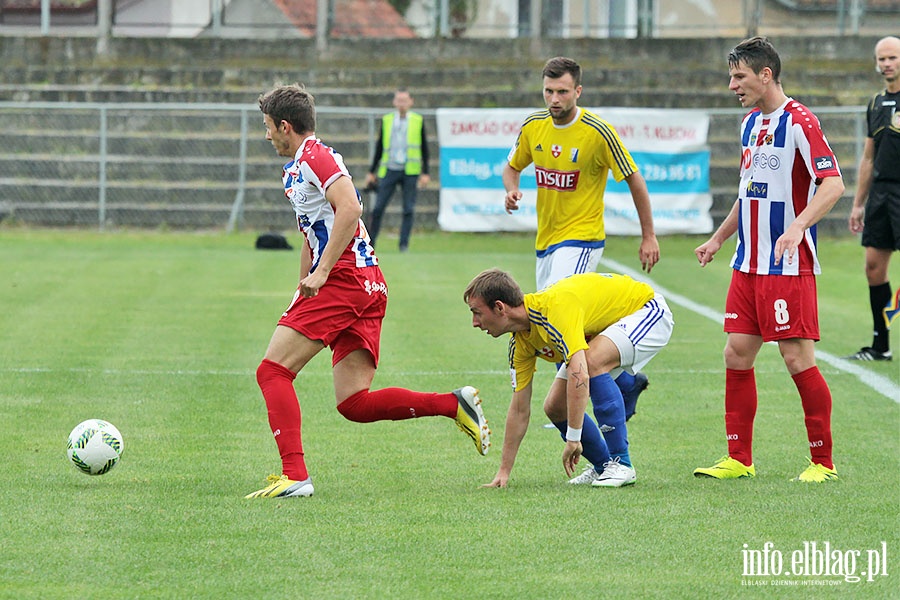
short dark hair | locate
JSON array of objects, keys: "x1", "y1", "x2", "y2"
[
  {"x1": 542, "y1": 56, "x2": 582, "y2": 87},
  {"x1": 258, "y1": 83, "x2": 316, "y2": 134},
  {"x1": 728, "y1": 36, "x2": 781, "y2": 83},
  {"x1": 463, "y1": 268, "x2": 524, "y2": 307}
]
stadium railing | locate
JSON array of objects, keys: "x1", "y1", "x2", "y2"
[{"x1": 0, "y1": 102, "x2": 865, "y2": 234}]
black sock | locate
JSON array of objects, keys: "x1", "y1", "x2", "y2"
[{"x1": 870, "y1": 282, "x2": 892, "y2": 353}]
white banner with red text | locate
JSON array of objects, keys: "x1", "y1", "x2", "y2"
[{"x1": 435, "y1": 107, "x2": 713, "y2": 235}]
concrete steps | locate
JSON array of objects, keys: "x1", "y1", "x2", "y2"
[
  {"x1": 0, "y1": 34, "x2": 880, "y2": 233},
  {"x1": 0, "y1": 109, "x2": 863, "y2": 233}
]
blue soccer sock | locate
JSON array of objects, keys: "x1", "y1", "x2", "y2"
[
  {"x1": 590, "y1": 373, "x2": 631, "y2": 466},
  {"x1": 615, "y1": 370, "x2": 636, "y2": 393},
  {"x1": 552, "y1": 414, "x2": 610, "y2": 469}
]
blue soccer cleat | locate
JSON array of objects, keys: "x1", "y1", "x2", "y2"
[{"x1": 622, "y1": 372, "x2": 649, "y2": 422}]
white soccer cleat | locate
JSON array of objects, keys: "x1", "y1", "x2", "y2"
[
  {"x1": 591, "y1": 457, "x2": 636, "y2": 488},
  {"x1": 568, "y1": 466, "x2": 601, "y2": 485}
]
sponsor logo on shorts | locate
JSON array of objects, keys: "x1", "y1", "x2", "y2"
[
  {"x1": 725, "y1": 312, "x2": 739, "y2": 319},
  {"x1": 365, "y1": 280, "x2": 388, "y2": 296},
  {"x1": 775, "y1": 324, "x2": 791, "y2": 332}
]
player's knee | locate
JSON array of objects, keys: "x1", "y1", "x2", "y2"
[
  {"x1": 336, "y1": 390, "x2": 378, "y2": 423},
  {"x1": 723, "y1": 344, "x2": 754, "y2": 370},
  {"x1": 256, "y1": 359, "x2": 295, "y2": 388},
  {"x1": 543, "y1": 401, "x2": 566, "y2": 422}
]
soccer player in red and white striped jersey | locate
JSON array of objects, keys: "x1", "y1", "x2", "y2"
[
  {"x1": 245, "y1": 85, "x2": 491, "y2": 499},
  {"x1": 693, "y1": 37, "x2": 845, "y2": 483}
]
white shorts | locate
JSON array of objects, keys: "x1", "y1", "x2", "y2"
[
  {"x1": 536, "y1": 245, "x2": 604, "y2": 291},
  {"x1": 556, "y1": 294, "x2": 674, "y2": 380}
]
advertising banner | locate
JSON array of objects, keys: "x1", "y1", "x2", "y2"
[{"x1": 436, "y1": 107, "x2": 713, "y2": 235}]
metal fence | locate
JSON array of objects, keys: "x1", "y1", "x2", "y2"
[
  {"x1": 0, "y1": 101, "x2": 867, "y2": 233},
  {"x1": 0, "y1": 101, "x2": 386, "y2": 231}
]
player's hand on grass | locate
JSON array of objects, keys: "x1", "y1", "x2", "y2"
[
  {"x1": 562, "y1": 441, "x2": 582, "y2": 477},
  {"x1": 482, "y1": 472, "x2": 509, "y2": 488}
]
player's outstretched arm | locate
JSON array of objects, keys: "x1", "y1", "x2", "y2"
[
  {"x1": 482, "y1": 385, "x2": 532, "y2": 488},
  {"x1": 561, "y1": 351, "x2": 590, "y2": 476}
]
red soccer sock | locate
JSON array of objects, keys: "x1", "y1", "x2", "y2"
[
  {"x1": 256, "y1": 359, "x2": 308, "y2": 481},
  {"x1": 724, "y1": 368, "x2": 757, "y2": 466},
  {"x1": 337, "y1": 387, "x2": 458, "y2": 423},
  {"x1": 793, "y1": 366, "x2": 834, "y2": 469}
]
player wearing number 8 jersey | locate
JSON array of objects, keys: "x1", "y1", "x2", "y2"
[
  {"x1": 246, "y1": 84, "x2": 490, "y2": 499},
  {"x1": 693, "y1": 37, "x2": 845, "y2": 483}
]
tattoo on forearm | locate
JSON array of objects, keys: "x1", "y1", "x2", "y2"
[{"x1": 571, "y1": 364, "x2": 588, "y2": 389}]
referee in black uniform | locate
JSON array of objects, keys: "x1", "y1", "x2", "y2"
[{"x1": 846, "y1": 36, "x2": 900, "y2": 362}]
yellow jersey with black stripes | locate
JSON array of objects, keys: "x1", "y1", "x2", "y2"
[
  {"x1": 508, "y1": 272, "x2": 653, "y2": 392},
  {"x1": 507, "y1": 107, "x2": 638, "y2": 254}
]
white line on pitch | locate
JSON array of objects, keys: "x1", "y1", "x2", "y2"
[{"x1": 600, "y1": 257, "x2": 900, "y2": 403}]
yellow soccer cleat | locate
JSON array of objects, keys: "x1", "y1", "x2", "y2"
[
  {"x1": 694, "y1": 456, "x2": 756, "y2": 479},
  {"x1": 792, "y1": 458, "x2": 838, "y2": 483},
  {"x1": 453, "y1": 386, "x2": 491, "y2": 456},
  {"x1": 244, "y1": 474, "x2": 314, "y2": 498}
]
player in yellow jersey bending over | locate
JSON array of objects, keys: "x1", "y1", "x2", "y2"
[
  {"x1": 504, "y1": 56, "x2": 659, "y2": 433},
  {"x1": 464, "y1": 269, "x2": 674, "y2": 488}
]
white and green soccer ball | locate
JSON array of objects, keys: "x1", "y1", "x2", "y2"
[{"x1": 66, "y1": 419, "x2": 124, "y2": 476}]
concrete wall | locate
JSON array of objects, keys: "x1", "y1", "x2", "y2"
[
  {"x1": 0, "y1": 33, "x2": 887, "y2": 233},
  {"x1": 0, "y1": 33, "x2": 881, "y2": 72}
]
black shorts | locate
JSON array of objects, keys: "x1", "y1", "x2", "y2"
[{"x1": 862, "y1": 183, "x2": 900, "y2": 251}]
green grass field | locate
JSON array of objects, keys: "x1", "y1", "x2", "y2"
[{"x1": 1, "y1": 229, "x2": 897, "y2": 599}]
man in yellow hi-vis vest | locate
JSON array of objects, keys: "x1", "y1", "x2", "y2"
[{"x1": 364, "y1": 88, "x2": 430, "y2": 252}]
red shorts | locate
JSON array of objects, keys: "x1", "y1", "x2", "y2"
[
  {"x1": 278, "y1": 264, "x2": 388, "y2": 366},
  {"x1": 724, "y1": 270, "x2": 819, "y2": 342}
]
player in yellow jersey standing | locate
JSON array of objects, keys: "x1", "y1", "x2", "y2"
[
  {"x1": 502, "y1": 57, "x2": 660, "y2": 482},
  {"x1": 464, "y1": 268, "x2": 674, "y2": 488},
  {"x1": 503, "y1": 57, "x2": 659, "y2": 284}
]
